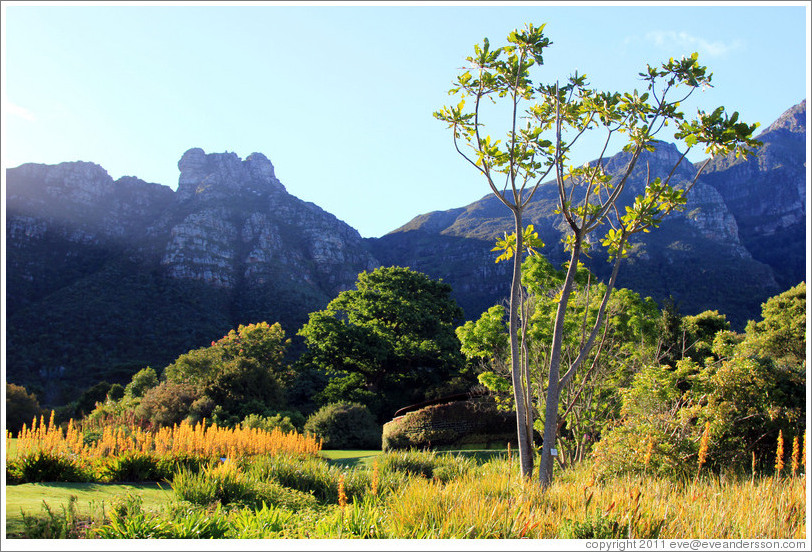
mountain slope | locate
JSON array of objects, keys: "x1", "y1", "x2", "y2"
[
  {"x1": 374, "y1": 102, "x2": 807, "y2": 329},
  {"x1": 698, "y1": 100, "x2": 806, "y2": 290},
  {"x1": 6, "y1": 148, "x2": 380, "y2": 403}
]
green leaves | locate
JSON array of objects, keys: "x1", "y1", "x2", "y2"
[
  {"x1": 457, "y1": 305, "x2": 508, "y2": 362},
  {"x1": 491, "y1": 224, "x2": 544, "y2": 263},
  {"x1": 298, "y1": 267, "x2": 466, "y2": 419},
  {"x1": 676, "y1": 107, "x2": 761, "y2": 158},
  {"x1": 434, "y1": 22, "x2": 557, "y2": 194}
]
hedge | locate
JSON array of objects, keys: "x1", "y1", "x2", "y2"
[{"x1": 381, "y1": 398, "x2": 516, "y2": 451}]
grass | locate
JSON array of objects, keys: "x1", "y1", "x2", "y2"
[
  {"x1": 320, "y1": 449, "x2": 383, "y2": 468},
  {"x1": 4, "y1": 482, "x2": 172, "y2": 535},
  {"x1": 5, "y1": 448, "x2": 805, "y2": 539},
  {"x1": 320, "y1": 448, "x2": 508, "y2": 468}
]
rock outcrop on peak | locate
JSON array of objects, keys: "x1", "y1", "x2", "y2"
[{"x1": 176, "y1": 147, "x2": 286, "y2": 202}]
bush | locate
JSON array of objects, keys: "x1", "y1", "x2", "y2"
[
  {"x1": 107, "y1": 383, "x2": 126, "y2": 402},
  {"x1": 228, "y1": 503, "x2": 295, "y2": 538},
  {"x1": 7, "y1": 451, "x2": 91, "y2": 484},
  {"x1": 204, "y1": 357, "x2": 286, "y2": 420},
  {"x1": 248, "y1": 454, "x2": 369, "y2": 504},
  {"x1": 124, "y1": 366, "x2": 159, "y2": 399},
  {"x1": 171, "y1": 461, "x2": 253, "y2": 506},
  {"x1": 75, "y1": 382, "x2": 113, "y2": 417},
  {"x1": 558, "y1": 514, "x2": 625, "y2": 539},
  {"x1": 19, "y1": 496, "x2": 94, "y2": 539},
  {"x1": 101, "y1": 452, "x2": 165, "y2": 482},
  {"x1": 304, "y1": 402, "x2": 381, "y2": 450},
  {"x1": 155, "y1": 453, "x2": 210, "y2": 477},
  {"x1": 6, "y1": 383, "x2": 43, "y2": 436},
  {"x1": 250, "y1": 480, "x2": 319, "y2": 511},
  {"x1": 381, "y1": 398, "x2": 515, "y2": 451},
  {"x1": 377, "y1": 449, "x2": 474, "y2": 483},
  {"x1": 165, "y1": 505, "x2": 231, "y2": 538},
  {"x1": 95, "y1": 512, "x2": 173, "y2": 539},
  {"x1": 241, "y1": 411, "x2": 303, "y2": 434},
  {"x1": 135, "y1": 381, "x2": 201, "y2": 426}
]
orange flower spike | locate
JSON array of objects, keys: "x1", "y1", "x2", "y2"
[
  {"x1": 338, "y1": 474, "x2": 348, "y2": 508},
  {"x1": 775, "y1": 430, "x2": 785, "y2": 478},
  {"x1": 791, "y1": 436, "x2": 800, "y2": 476}
]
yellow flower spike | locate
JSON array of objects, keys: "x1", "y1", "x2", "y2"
[
  {"x1": 775, "y1": 430, "x2": 785, "y2": 479},
  {"x1": 791, "y1": 436, "x2": 800, "y2": 476}
]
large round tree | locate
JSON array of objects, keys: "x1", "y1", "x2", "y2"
[{"x1": 298, "y1": 266, "x2": 466, "y2": 421}]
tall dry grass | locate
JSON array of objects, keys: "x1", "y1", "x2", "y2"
[{"x1": 382, "y1": 457, "x2": 806, "y2": 539}]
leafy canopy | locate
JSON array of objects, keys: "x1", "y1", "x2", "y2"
[{"x1": 298, "y1": 266, "x2": 466, "y2": 419}]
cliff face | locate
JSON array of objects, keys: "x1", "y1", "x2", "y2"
[
  {"x1": 147, "y1": 148, "x2": 379, "y2": 296},
  {"x1": 698, "y1": 100, "x2": 806, "y2": 290}
]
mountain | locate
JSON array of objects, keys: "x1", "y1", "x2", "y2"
[
  {"x1": 371, "y1": 101, "x2": 807, "y2": 329},
  {"x1": 698, "y1": 100, "x2": 807, "y2": 291},
  {"x1": 6, "y1": 148, "x2": 379, "y2": 403},
  {"x1": 4, "y1": 101, "x2": 806, "y2": 404}
]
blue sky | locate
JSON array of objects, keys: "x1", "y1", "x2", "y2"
[{"x1": 2, "y1": 2, "x2": 809, "y2": 237}]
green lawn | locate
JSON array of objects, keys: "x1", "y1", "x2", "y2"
[
  {"x1": 4, "y1": 482, "x2": 172, "y2": 536},
  {"x1": 320, "y1": 448, "x2": 508, "y2": 467},
  {"x1": 320, "y1": 449, "x2": 383, "y2": 468},
  {"x1": 5, "y1": 448, "x2": 508, "y2": 536}
]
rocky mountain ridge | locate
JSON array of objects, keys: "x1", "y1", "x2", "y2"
[{"x1": 5, "y1": 101, "x2": 806, "y2": 403}]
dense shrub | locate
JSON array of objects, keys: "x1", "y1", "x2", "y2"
[
  {"x1": 250, "y1": 480, "x2": 320, "y2": 511},
  {"x1": 7, "y1": 451, "x2": 91, "y2": 484},
  {"x1": 95, "y1": 511, "x2": 174, "y2": 539},
  {"x1": 101, "y1": 452, "x2": 165, "y2": 482},
  {"x1": 247, "y1": 454, "x2": 370, "y2": 504},
  {"x1": 5, "y1": 383, "x2": 42, "y2": 436},
  {"x1": 594, "y1": 284, "x2": 806, "y2": 478},
  {"x1": 18, "y1": 496, "x2": 94, "y2": 539},
  {"x1": 163, "y1": 322, "x2": 291, "y2": 422},
  {"x1": 171, "y1": 461, "x2": 253, "y2": 506},
  {"x1": 204, "y1": 357, "x2": 286, "y2": 420},
  {"x1": 227, "y1": 503, "x2": 295, "y2": 538},
  {"x1": 382, "y1": 398, "x2": 515, "y2": 451},
  {"x1": 558, "y1": 514, "x2": 626, "y2": 539},
  {"x1": 75, "y1": 382, "x2": 114, "y2": 417},
  {"x1": 304, "y1": 402, "x2": 381, "y2": 450},
  {"x1": 135, "y1": 381, "x2": 201, "y2": 426},
  {"x1": 155, "y1": 453, "x2": 210, "y2": 478},
  {"x1": 124, "y1": 366, "x2": 159, "y2": 399},
  {"x1": 241, "y1": 411, "x2": 304, "y2": 434}
]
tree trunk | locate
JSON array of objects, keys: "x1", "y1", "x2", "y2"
[
  {"x1": 509, "y1": 208, "x2": 534, "y2": 478},
  {"x1": 539, "y1": 239, "x2": 582, "y2": 488}
]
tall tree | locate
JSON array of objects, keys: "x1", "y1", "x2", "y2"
[
  {"x1": 435, "y1": 23, "x2": 760, "y2": 484},
  {"x1": 298, "y1": 266, "x2": 466, "y2": 421}
]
